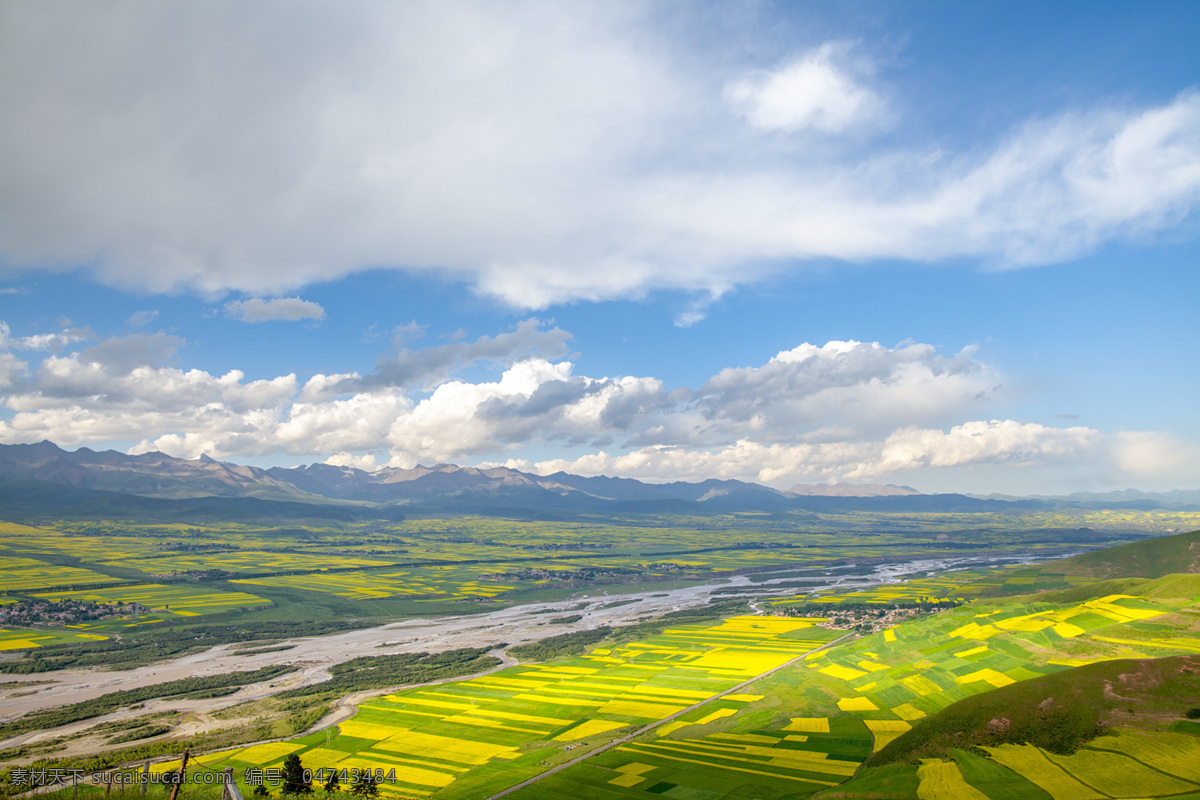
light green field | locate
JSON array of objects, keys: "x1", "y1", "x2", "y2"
[
  {"x1": 98, "y1": 550, "x2": 398, "y2": 575},
  {"x1": 0, "y1": 532, "x2": 161, "y2": 562},
  {"x1": 0, "y1": 555, "x2": 126, "y2": 592},
  {"x1": 771, "y1": 565, "x2": 1097, "y2": 607},
  {"x1": 33, "y1": 583, "x2": 271, "y2": 616},
  {"x1": 234, "y1": 566, "x2": 518, "y2": 601},
  {"x1": 984, "y1": 727, "x2": 1200, "y2": 799},
  {"x1": 0, "y1": 625, "x2": 112, "y2": 650}
]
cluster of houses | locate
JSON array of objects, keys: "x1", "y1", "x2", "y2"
[{"x1": 0, "y1": 598, "x2": 147, "y2": 626}]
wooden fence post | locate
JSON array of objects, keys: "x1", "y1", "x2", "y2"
[
  {"x1": 167, "y1": 748, "x2": 190, "y2": 800},
  {"x1": 222, "y1": 768, "x2": 244, "y2": 800}
]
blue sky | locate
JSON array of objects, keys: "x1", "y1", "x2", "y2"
[{"x1": 1, "y1": 0, "x2": 1198, "y2": 494}]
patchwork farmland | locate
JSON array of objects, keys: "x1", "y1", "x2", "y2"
[
  {"x1": 196, "y1": 617, "x2": 842, "y2": 798},
  {"x1": 233, "y1": 567, "x2": 518, "y2": 602}
]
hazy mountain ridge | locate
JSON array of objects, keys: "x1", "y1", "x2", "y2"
[
  {"x1": 970, "y1": 487, "x2": 1200, "y2": 510},
  {"x1": 0, "y1": 440, "x2": 319, "y2": 501},
  {"x1": 0, "y1": 441, "x2": 1195, "y2": 515},
  {"x1": 786, "y1": 482, "x2": 920, "y2": 497}
]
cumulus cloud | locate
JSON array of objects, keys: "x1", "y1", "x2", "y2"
[
  {"x1": 225, "y1": 297, "x2": 325, "y2": 323},
  {"x1": 692, "y1": 341, "x2": 999, "y2": 444},
  {"x1": 725, "y1": 42, "x2": 880, "y2": 133},
  {"x1": 3, "y1": 323, "x2": 1189, "y2": 489},
  {"x1": 0, "y1": 4, "x2": 1197, "y2": 306},
  {"x1": 0, "y1": 353, "x2": 26, "y2": 391},
  {"x1": 522, "y1": 419, "x2": 1102, "y2": 486}
]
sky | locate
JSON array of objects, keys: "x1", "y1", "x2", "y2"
[{"x1": 1, "y1": 0, "x2": 1198, "y2": 495}]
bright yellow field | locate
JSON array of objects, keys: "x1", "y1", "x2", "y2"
[
  {"x1": 984, "y1": 744, "x2": 1106, "y2": 800},
  {"x1": 915, "y1": 759, "x2": 990, "y2": 800}
]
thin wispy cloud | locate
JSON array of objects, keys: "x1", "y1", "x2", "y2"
[
  {"x1": 125, "y1": 310, "x2": 159, "y2": 328},
  {"x1": 225, "y1": 297, "x2": 326, "y2": 323}
]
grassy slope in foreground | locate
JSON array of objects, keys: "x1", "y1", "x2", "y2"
[
  {"x1": 821, "y1": 655, "x2": 1200, "y2": 800},
  {"x1": 864, "y1": 654, "x2": 1200, "y2": 766},
  {"x1": 1025, "y1": 528, "x2": 1200, "y2": 580}
]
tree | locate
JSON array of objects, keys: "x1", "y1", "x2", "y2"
[
  {"x1": 349, "y1": 774, "x2": 378, "y2": 798},
  {"x1": 281, "y1": 754, "x2": 312, "y2": 796},
  {"x1": 323, "y1": 771, "x2": 340, "y2": 794}
]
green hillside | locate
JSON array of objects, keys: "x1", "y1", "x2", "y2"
[
  {"x1": 864, "y1": 654, "x2": 1200, "y2": 767},
  {"x1": 964, "y1": 528, "x2": 1200, "y2": 600},
  {"x1": 1043, "y1": 528, "x2": 1200, "y2": 579}
]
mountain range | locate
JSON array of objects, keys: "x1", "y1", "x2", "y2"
[{"x1": 0, "y1": 441, "x2": 1196, "y2": 518}]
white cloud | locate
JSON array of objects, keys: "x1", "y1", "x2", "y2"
[
  {"x1": 691, "y1": 340, "x2": 999, "y2": 445},
  {"x1": 0, "y1": 321, "x2": 90, "y2": 352},
  {"x1": 872, "y1": 420, "x2": 1101, "y2": 475},
  {"x1": 725, "y1": 42, "x2": 880, "y2": 133},
  {"x1": 325, "y1": 452, "x2": 381, "y2": 472},
  {"x1": 1111, "y1": 430, "x2": 1200, "y2": 484},
  {"x1": 528, "y1": 420, "x2": 1103, "y2": 487},
  {"x1": 0, "y1": 4, "x2": 1196, "y2": 306},
  {"x1": 276, "y1": 390, "x2": 412, "y2": 456},
  {"x1": 224, "y1": 297, "x2": 326, "y2": 323},
  {"x1": 0, "y1": 352, "x2": 26, "y2": 391},
  {"x1": 299, "y1": 372, "x2": 361, "y2": 403},
  {"x1": 126, "y1": 310, "x2": 159, "y2": 327}
]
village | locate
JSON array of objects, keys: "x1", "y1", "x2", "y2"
[{"x1": 0, "y1": 598, "x2": 146, "y2": 627}]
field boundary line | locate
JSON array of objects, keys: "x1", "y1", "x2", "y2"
[{"x1": 486, "y1": 628, "x2": 858, "y2": 800}]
